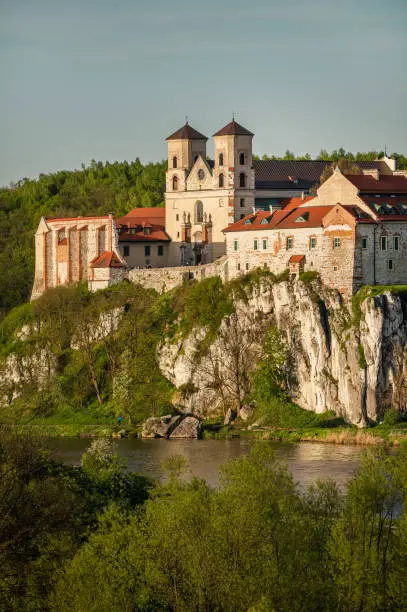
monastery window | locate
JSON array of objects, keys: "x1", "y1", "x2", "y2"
[
  {"x1": 286, "y1": 237, "x2": 293, "y2": 249},
  {"x1": 146, "y1": 259, "x2": 151, "y2": 266},
  {"x1": 309, "y1": 237, "x2": 317, "y2": 249},
  {"x1": 262, "y1": 239, "x2": 267, "y2": 250},
  {"x1": 176, "y1": 214, "x2": 179, "y2": 221},
  {"x1": 177, "y1": 231, "x2": 180, "y2": 238},
  {"x1": 198, "y1": 169, "x2": 205, "y2": 181},
  {"x1": 123, "y1": 246, "x2": 130, "y2": 257},
  {"x1": 219, "y1": 199, "x2": 224, "y2": 207},
  {"x1": 195, "y1": 200, "x2": 204, "y2": 224},
  {"x1": 393, "y1": 236, "x2": 400, "y2": 251},
  {"x1": 234, "y1": 240, "x2": 238, "y2": 252},
  {"x1": 333, "y1": 266, "x2": 338, "y2": 271},
  {"x1": 245, "y1": 263, "x2": 249, "y2": 271},
  {"x1": 239, "y1": 152, "x2": 245, "y2": 165},
  {"x1": 173, "y1": 156, "x2": 178, "y2": 169},
  {"x1": 58, "y1": 229, "x2": 66, "y2": 243},
  {"x1": 388, "y1": 259, "x2": 394, "y2": 271},
  {"x1": 219, "y1": 153, "x2": 224, "y2": 166},
  {"x1": 158, "y1": 245, "x2": 164, "y2": 256},
  {"x1": 333, "y1": 237, "x2": 341, "y2": 248},
  {"x1": 254, "y1": 239, "x2": 258, "y2": 251},
  {"x1": 380, "y1": 236, "x2": 388, "y2": 251},
  {"x1": 237, "y1": 263, "x2": 241, "y2": 271},
  {"x1": 144, "y1": 246, "x2": 151, "y2": 256},
  {"x1": 239, "y1": 173, "x2": 246, "y2": 188},
  {"x1": 361, "y1": 237, "x2": 367, "y2": 250},
  {"x1": 219, "y1": 173, "x2": 224, "y2": 188},
  {"x1": 172, "y1": 176, "x2": 178, "y2": 190},
  {"x1": 240, "y1": 198, "x2": 245, "y2": 208}
]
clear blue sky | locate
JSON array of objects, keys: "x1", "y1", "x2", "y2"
[{"x1": 1, "y1": 0, "x2": 406, "y2": 186}]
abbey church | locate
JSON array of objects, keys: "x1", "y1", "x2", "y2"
[{"x1": 32, "y1": 119, "x2": 407, "y2": 299}]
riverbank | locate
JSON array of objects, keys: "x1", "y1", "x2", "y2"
[{"x1": 5, "y1": 417, "x2": 407, "y2": 447}]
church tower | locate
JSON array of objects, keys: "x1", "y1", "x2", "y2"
[
  {"x1": 213, "y1": 119, "x2": 255, "y2": 223},
  {"x1": 165, "y1": 121, "x2": 208, "y2": 193}
]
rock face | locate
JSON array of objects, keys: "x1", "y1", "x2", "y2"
[
  {"x1": 158, "y1": 279, "x2": 407, "y2": 426},
  {"x1": 142, "y1": 414, "x2": 201, "y2": 439}
]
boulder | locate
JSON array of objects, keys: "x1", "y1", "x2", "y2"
[
  {"x1": 240, "y1": 404, "x2": 254, "y2": 422},
  {"x1": 142, "y1": 415, "x2": 182, "y2": 438},
  {"x1": 169, "y1": 416, "x2": 202, "y2": 439},
  {"x1": 224, "y1": 408, "x2": 237, "y2": 426}
]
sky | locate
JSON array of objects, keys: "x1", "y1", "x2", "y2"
[{"x1": 1, "y1": 0, "x2": 406, "y2": 186}]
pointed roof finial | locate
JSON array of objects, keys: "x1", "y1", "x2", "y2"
[
  {"x1": 384, "y1": 144, "x2": 387, "y2": 156},
  {"x1": 232, "y1": 111, "x2": 235, "y2": 122},
  {"x1": 185, "y1": 115, "x2": 189, "y2": 125}
]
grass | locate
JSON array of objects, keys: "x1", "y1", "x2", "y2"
[{"x1": 352, "y1": 285, "x2": 407, "y2": 325}]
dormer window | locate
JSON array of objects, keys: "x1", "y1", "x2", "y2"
[
  {"x1": 260, "y1": 216, "x2": 271, "y2": 224},
  {"x1": 219, "y1": 153, "x2": 224, "y2": 166},
  {"x1": 295, "y1": 212, "x2": 309, "y2": 222},
  {"x1": 130, "y1": 228, "x2": 136, "y2": 235},
  {"x1": 219, "y1": 173, "x2": 224, "y2": 188},
  {"x1": 244, "y1": 217, "x2": 253, "y2": 225},
  {"x1": 239, "y1": 152, "x2": 245, "y2": 165},
  {"x1": 172, "y1": 156, "x2": 178, "y2": 169},
  {"x1": 144, "y1": 227, "x2": 151, "y2": 235},
  {"x1": 172, "y1": 176, "x2": 178, "y2": 190}
]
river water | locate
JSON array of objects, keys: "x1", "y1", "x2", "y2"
[{"x1": 48, "y1": 437, "x2": 371, "y2": 491}]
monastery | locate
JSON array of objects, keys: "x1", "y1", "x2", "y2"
[{"x1": 32, "y1": 120, "x2": 407, "y2": 299}]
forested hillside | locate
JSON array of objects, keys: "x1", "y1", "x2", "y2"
[{"x1": 0, "y1": 159, "x2": 167, "y2": 317}]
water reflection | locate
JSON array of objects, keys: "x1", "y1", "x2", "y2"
[{"x1": 49, "y1": 438, "x2": 369, "y2": 491}]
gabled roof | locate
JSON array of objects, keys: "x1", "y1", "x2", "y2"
[
  {"x1": 90, "y1": 251, "x2": 125, "y2": 268},
  {"x1": 274, "y1": 206, "x2": 336, "y2": 229},
  {"x1": 213, "y1": 119, "x2": 254, "y2": 137},
  {"x1": 166, "y1": 123, "x2": 207, "y2": 141},
  {"x1": 254, "y1": 160, "x2": 390, "y2": 190},
  {"x1": 120, "y1": 207, "x2": 165, "y2": 226},
  {"x1": 346, "y1": 174, "x2": 407, "y2": 193}
]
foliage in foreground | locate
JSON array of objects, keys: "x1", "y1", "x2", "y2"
[{"x1": 2, "y1": 428, "x2": 407, "y2": 611}]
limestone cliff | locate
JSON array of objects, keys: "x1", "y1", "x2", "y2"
[{"x1": 158, "y1": 279, "x2": 407, "y2": 426}]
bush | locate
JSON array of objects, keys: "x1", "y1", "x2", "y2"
[
  {"x1": 383, "y1": 408, "x2": 406, "y2": 426},
  {"x1": 299, "y1": 270, "x2": 319, "y2": 283}
]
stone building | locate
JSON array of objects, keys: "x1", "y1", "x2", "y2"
[
  {"x1": 31, "y1": 213, "x2": 125, "y2": 299},
  {"x1": 223, "y1": 168, "x2": 407, "y2": 295}
]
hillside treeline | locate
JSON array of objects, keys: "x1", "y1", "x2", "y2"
[
  {"x1": 2, "y1": 428, "x2": 407, "y2": 611},
  {"x1": 0, "y1": 159, "x2": 167, "y2": 317}
]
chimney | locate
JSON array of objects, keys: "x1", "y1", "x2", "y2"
[{"x1": 382, "y1": 155, "x2": 396, "y2": 172}]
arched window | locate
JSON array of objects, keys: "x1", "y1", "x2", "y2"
[
  {"x1": 195, "y1": 200, "x2": 203, "y2": 223},
  {"x1": 172, "y1": 175, "x2": 178, "y2": 191},
  {"x1": 239, "y1": 152, "x2": 245, "y2": 165},
  {"x1": 172, "y1": 156, "x2": 177, "y2": 169},
  {"x1": 239, "y1": 173, "x2": 246, "y2": 188},
  {"x1": 219, "y1": 173, "x2": 224, "y2": 188},
  {"x1": 219, "y1": 153, "x2": 224, "y2": 166}
]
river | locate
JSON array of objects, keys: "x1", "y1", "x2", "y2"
[{"x1": 48, "y1": 437, "x2": 373, "y2": 491}]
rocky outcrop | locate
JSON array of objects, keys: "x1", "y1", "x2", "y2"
[
  {"x1": 142, "y1": 414, "x2": 201, "y2": 438},
  {"x1": 158, "y1": 279, "x2": 407, "y2": 426},
  {"x1": 169, "y1": 416, "x2": 201, "y2": 438}
]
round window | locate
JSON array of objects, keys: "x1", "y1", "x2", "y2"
[{"x1": 198, "y1": 169, "x2": 205, "y2": 180}]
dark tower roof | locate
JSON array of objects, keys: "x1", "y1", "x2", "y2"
[
  {"x1": 166, "y1": 122, "x2": 208, "y2": 141},
  {"x1": 213, "y1": 119, "x2": 254, "y2": 137}
]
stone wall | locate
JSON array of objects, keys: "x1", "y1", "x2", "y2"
[{"x1": 129, "y1": 256, "x2": 229, "y2": 293}]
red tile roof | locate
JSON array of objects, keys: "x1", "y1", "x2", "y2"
[
  {"x1": 89, "y1": 251, "x2": 125, "y2": 268},
  {"x1": 271, "y1": 206, "x2": 336, "y2": 230},
  {"x1": 358, "y1": 196, "x2": 407, "y2": 221},
  {"x1": 213, "y1": 119, "x2": 254, "y2": 137},
  {"x1": 166, "y1": 123, "x2": 207, "y2": 141},
  {"x1": 279, "y1": 195, "x2": 315, "y2": 210},
  {"x1": 346, "y1": 174, "x2": 407, "y2": 193},
  {"x1": 223, "y1": 209, "x2": 292, "y2": 233},
  {"x1": 289, "y1": 254, "x2": 305, "y2": 263},
  {"x1": 117, "y1": 207, "x2": 170, "y2": 242}
]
